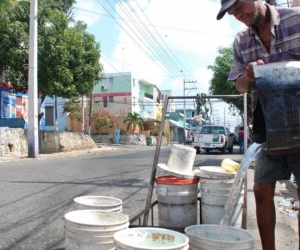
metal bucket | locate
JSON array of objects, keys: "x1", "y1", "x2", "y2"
[
  {"x1": 114, "y1": 227, "x2": 189, "y2": 250},
  {"x1": 155, "y1": 175, "x2": 199, "y2": 229},
  {"x1": 185, "y1": 224, "x2": 254, "y2": 250},
  {"x1": 74, "y1": 196, "x2": 122, "y2": 212},
  {"x1": 64, "y1": 210, "x2": 129, "y2": 250},
  {"x1": 254, "y1": 61, "x2": 300, "y2": 154}
]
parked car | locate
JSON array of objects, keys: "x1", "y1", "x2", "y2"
[{"x1": 192, "y1": 125, "x2": 234, "y2": 154}]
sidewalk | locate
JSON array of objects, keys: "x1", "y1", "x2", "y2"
[
  {"x1": 0, "y1": 144, "x2": 126, "y2": 162},
  {"x1": 246, "y1": 168, "x2": 299, "y2": 250}
]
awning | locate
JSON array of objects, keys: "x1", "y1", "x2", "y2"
[{"x1": 169, "y1": 119, "x2": 184, "y2": 128}]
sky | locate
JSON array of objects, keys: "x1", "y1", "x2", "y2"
[{"x1": 73, "y1": 0, "x2": 246, "y2": 130}]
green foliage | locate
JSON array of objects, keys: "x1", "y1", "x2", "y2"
[
  {"x1": 123, "y1": 112, "x2": 144, "y2": 134},
  {"x1": 0, "y1": 0, "x2": 103, "y2": 102},
  {"x1": 62, "y1": 99, "x2": 82, "y2": 121},
  {"x1": 207, "y1": 46, "x2": 252, "y2": 126},
  {"x1": 150, "y1": 125, "x2": 159, "y2": 136},
  {"x1": 120, "y1": 129, "x2": 126, "y2": 135},
  {"x1": 95, "y1": 117, "x2": 110, "y2": 133},
  {"x1": 0, "y1": 0, "x2": 29, "y2": 24}
]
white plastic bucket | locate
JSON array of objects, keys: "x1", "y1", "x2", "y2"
[
  {"x1": 200, "y1": 178, "x2": 243, "y2": 227},
  {"x1": 155, "y1": 175, "x2": 199, "y2": 229},
  {"x1": 64, "y1": 210, "x2": 129, "y2": 250},
  {"x1": 114, "y1": 227, "x2": 189, "y2": 250},
  {"x1": 74, "y1": 196, "x2": 122, "y2": 212},
  {"x1": 185, "y1": 224, "x2": 254, "y2": 250},
  {"x1": 157, "y1": 202, "x2": 198, "y2": 229}
]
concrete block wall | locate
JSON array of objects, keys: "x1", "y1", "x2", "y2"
[
  {"x1": 0, "y1": 127, "x2": 28, "y2": 156},
  {"x1": 0, "y1": 128, "x2": 169, "y2": 156},
  {"x1": 0, "y1": 128, "x2": 97, "y2": 156}
]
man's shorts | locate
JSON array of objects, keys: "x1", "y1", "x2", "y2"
[{"x1": 254, "y1": 150, "x2": 300, "y2": 186}]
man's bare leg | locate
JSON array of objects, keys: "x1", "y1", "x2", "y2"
[{"x1": 254, "y1": 182, "x2": 276, "y2": 250}]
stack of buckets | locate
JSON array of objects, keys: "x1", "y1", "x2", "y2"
[
  {"x1": 64, "y1": 196, "x2": 128, "y2": 250},
  {"x1": 196, "y1": 166, "x2": 244, "y2": 227},
  {"x1": 155, "y1": 175, "x2": 200, "y2": 230}
]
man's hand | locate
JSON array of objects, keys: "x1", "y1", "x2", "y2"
[
  {"x1": 236, "y1": 59, "x2": 264, "y2": 93},
  {"x1": 245, "y1": 60, "x2": 264, "y2": 81}
]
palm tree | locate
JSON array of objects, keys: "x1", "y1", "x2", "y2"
[
  {"x1": 123, "y1": 112, "x2": 144, "y2": 134},
  {"x1": 0, "y1": 0, "x2": 29, "y2": 24}
]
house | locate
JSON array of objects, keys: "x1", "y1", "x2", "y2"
[
  {"x1": 0, "y1": 82, "x2": 28, "y2": 128},
  {"x1": 39, "y1": 96, "x2": 68, "y2": 131},
  {"x1": 163, "y1": 111, "x2": 185, "y2": 144},
  {"x1": 65, "y1": 72, "x2": 163, "y2": 134}
]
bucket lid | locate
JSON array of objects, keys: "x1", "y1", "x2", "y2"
[
  {"x1": 155, "y1": 175, "x2": 199, "y2": 185},
  {"x1": 194, "y1": 166, "x2": 235, "y2": 179}
]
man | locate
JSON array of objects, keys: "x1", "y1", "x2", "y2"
[
  {"x1": 238, "y1": 127, "x2": 244, "y2": 154},
  {"x1": 216, "y1": 0, "x2": 300, "y2": 249}
]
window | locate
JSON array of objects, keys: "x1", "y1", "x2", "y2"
[
  {"x1": 133, "y1": 78, "x2": 135, "y2": 87},
  {"x1": 109, "y1": 77, "x2": 113, "y2": 86},
  {"x1": 102, "y1": 78, "x2": 107, "y2": 85},
  {"x1": 45, "y1": 105, "x2": 54, "y2": 126},
  {"x1": 103, "y1": 97, "x2": 108, "y2": 107},
  {"x1": 124, "y1": 97, "x2": 127, "y2": 104},
  {"x1": 133, "y1": 97, "x2": 136, "y2": 107},
  {"x1": 109, "y1": 96, "x2": 113, "y2": 107}
]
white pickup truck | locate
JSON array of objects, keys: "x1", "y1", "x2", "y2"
[{"x1": 192, "y1": 125, "x2": 234, "y2": 154}]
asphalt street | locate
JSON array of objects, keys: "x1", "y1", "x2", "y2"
[{"x1": 0, "y1": 144, "x2": 298, "y2": 250}]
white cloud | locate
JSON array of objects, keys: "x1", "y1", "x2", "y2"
[
  {"x1": 77, "y1": 0, "x2": 235, "y2": 94},
  {"x1": 74, "y1": 0, "x2": 103, "y2": 26}
]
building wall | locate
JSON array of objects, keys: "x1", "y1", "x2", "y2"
[
  {"x1": 40, "y1": 96, "x2": 68, "y2": 131},
  {"x1": 0, "y1": 87, "x2": 28, "y2": 128}
]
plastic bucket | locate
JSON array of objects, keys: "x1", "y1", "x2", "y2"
[
  {"x1": 254, "y1": 61, "x2": 300, "y2": 154},
  {"x1": 114, "y1": 227, "x2": 189, "y2": 250},
  {"x1": 185, "y1": 224, "x2": 254, "y2": 250},
  {"x1": 155, "y1": 175, "x2": 199, "y2": 229},
  {"x1": 74, "y1": 196, "x2": 122, "y2": 212},
  {"x1": 64, "y1": 210, "x2": 129, "y2": 250},
  {"x1": 200, "y1": 178, "x2": 243, "y2": 227}
]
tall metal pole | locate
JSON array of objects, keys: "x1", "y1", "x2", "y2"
[
  {"x1": 88, "y1": 93, "x2": 92, "y2": 136},
  {"x1": 224, "y1": 106, "x2": 225, "y2": 126},
  {"x1": 81, "y1": 96, "x2": 84, "y2": 133},
  {"x1": 183, "y1": 80, "x2": 197, "y2": 143},
  {"x1": 183, "y1": 79, "x2": 186, "y2": 144},
  {"x1": 28, "y1": 0, "x2": 38, "y2": 158},
  {"x1": 243, "y1": 93, "x2": 248, "y2": 151},
  {"x1": 55, "y1": 95, "x2": 58, "y2": 131}
]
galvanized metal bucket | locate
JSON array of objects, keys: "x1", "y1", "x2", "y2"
[{"x1": 254, "y1": 61, "x2": 300, "y2": 154}]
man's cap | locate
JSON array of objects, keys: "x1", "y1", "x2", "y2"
[{"x1": 217, "y1": 0, "x2": 237, "y2": 20}]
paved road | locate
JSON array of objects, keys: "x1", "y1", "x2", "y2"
[{"x1": 0, "y1": 144, "x2": 298, "y2": 249}]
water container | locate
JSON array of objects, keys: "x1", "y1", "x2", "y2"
[
  {"x1": 196, "y1": 166, "x2": 243, "y2": 227},
  {"x1": 155, "y1": 175, "x2": 199, "y2": 229},
  {"x1": 64, "y1": 210, "x2": 129, "y2": 250},
  {"x1": 73, "y1": 196, "x2": 122, "y2": 212},
  {"x1": 185, "y1": 224, "x2": 254, "y2": 250},
  {"x1": 114, "y1": 227, "x2": 189, "y2": 250},
  {"x1": 254, "y1": 61, "x2": 300, "y2": 154}
]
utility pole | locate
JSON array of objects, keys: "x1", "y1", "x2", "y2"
[
  {"x1": 183, "y1": 79, "x2": 197, "y2": 144},
  {"x1": 28, "y1": 0, "x2": 38, "y2": 158}
]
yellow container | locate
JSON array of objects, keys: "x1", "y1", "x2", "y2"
[{"x1": 221, "y1": 158, "x2": 240, "y2": 173}]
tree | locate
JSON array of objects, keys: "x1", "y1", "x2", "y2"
[
  {"x1": 95, "y1": 117, "x2": 110, "y2": 135},
  {"x1": 0, "y1": 0, "x2": 29, "y2": 24},
  {"x1": 207, "y1": 46, "x2": 252, "y2": 126},
  {"x1": 0, "y1": 0, "x2": 103, "y2": 102},
  {"x1": 123, "y1": 112, "x2": 144, "y2": 134}
]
